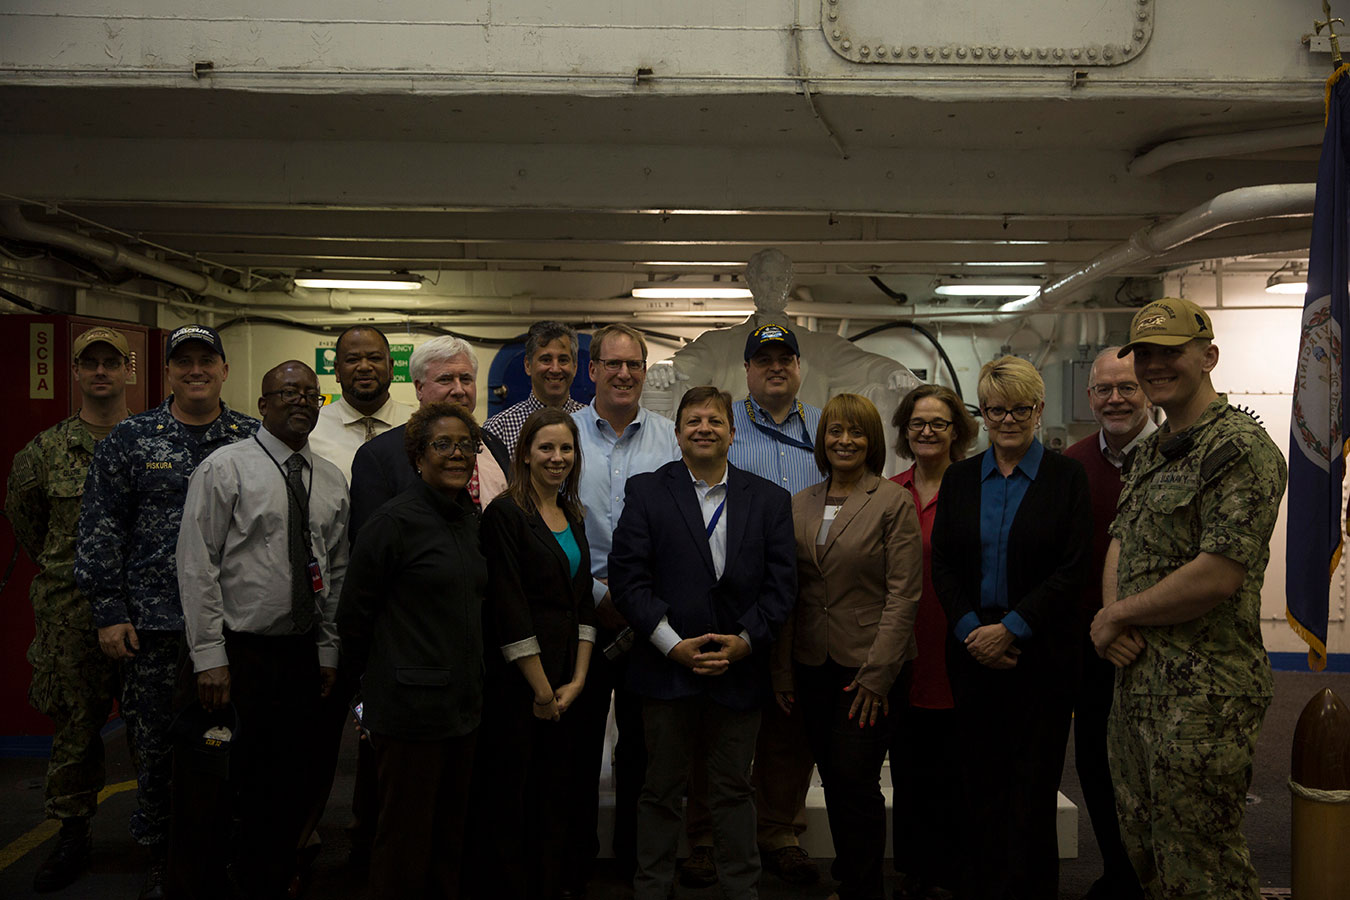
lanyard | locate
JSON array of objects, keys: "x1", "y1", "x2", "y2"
[
  {"x1": 706, "y1": 495, "x2": 727, "y2": 538},
  {"x1": 744, "y1": 398, "x2": 814, "y2": 453},
  {"x1": 253, "y1": 436, "x2": 314, "y2": 541}
]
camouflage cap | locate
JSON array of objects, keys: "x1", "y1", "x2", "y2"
[
  {"x1": 1119, "y1": 298, "x2": 1214, "y2": 357},
  {"x1": 72, "y1": 326, "x2": 131, "y2": 360}
]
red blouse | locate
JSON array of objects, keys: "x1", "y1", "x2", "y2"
[{"x1": 891, "y1": 467, "x2": 953, "y2": 709}]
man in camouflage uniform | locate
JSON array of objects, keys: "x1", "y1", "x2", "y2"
[
  {"x1": 5, "y1": 327, "x2": 132, "y2": 892},
  {"x1": 76, "y1": 324, "x2": 256, "y2": 900},
  {"x1": 1090, "y1": 298, "x2": 1286, "y2": 900}
]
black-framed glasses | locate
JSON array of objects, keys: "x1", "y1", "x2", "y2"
[
  {"x1": 428, "y1": 438, "x2": 480, "y2": 458},
  {"x1": 906, "y1": 418, "x2": 952, "y2": 434},
  {"x1": 1089, "y1": 382, "x2": 1140, "y2": 399},
  {"x1": 982, "y1": 405, "x2": 1036, "y2": 422},
  {"x1": 594, "y1": 358, "x2": 646, "y2": 372},
  {"x1": 263, "y1": 388, "x2": 326, "y2": 407}
]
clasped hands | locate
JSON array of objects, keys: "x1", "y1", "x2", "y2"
[
  {"x1": 1090, "y1": 604, "x2": 1145, "y2": 668},
  {"x1": 669, "y1": 632, "x2": 750, "y2": 676},
  {"x1": 533, "y1": 679, "x2": 585, "y2": 722},
  {"x1": 964, "y1": 623, "x2": 1020, "y2": 669}
]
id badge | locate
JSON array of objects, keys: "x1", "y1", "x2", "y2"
[{"x1": 308, "y1": 557, "x2": 324, "y2": 593}]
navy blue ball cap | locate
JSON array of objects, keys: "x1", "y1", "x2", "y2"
[{"x1": 743, "y1": 322, "x2": 800, "y2": 361}]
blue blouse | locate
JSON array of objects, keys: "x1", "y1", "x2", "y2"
[{"x1": 952, "y1": 439, "x2": 1043, "y2": 642}]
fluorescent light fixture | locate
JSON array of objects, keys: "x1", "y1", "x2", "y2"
[
  {"x1": 294, "y1": 272, "x2": 423, "y2": 291},
  {"x1": 632, "y1": 284, "x2": 754, "y2": 300},
  {"x1": 934, "y1": 283, "x2": 1040, "y2": 298},
  {"x1": 1265, "y1": 265, "x2": 1307, "y2": 295}
]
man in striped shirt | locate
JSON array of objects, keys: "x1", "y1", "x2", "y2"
[{"x1": 483, "y1": 320, "x2": 586, "y2": 456}]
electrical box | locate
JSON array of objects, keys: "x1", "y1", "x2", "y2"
[{"x1": 1061, "y1": 359, "x2": 1096, "y2": 424}]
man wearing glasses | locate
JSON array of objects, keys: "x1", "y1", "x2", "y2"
[
  {"x1": 176, "y1": 360, "x2": 349, "y2": 899},
  {"x1": 1063, "y1": 347, "x2": 1153, "y2": 900},
  {"x1": 7, "y1": 327, "x2": 131, "y2": 892},
  {"x1": 570, "y1": 324, "x2": 680, "y2": 893},
  {"x1": 77, "y1": 324, "x2": 256, "y2": 900}
]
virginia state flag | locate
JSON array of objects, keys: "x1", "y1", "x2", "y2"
[{"x1": 1288, "y1": 63, "x2": 1350, "y2": 672}]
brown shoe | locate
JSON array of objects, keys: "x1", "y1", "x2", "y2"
[
  {"x1": 764, "y1": 845, "x2": 819, "y2": 885},
  {"x1": 678, "y1": 845, "x2": 717, "y2": 887}
]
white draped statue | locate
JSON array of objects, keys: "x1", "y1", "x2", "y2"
[{"x1": 643, "y1": 249, "x2": 922, "y2": 475}]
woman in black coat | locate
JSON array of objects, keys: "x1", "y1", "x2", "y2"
[
  {"x1": 479, "y1": 407, "x2": 596, "y2": 900},
  {"x1": 336, "y1": 402, "x2": 488, "y2": 900},
  {"x1": 930, "y1": 356, "x2": 1092, "y2": 900}
]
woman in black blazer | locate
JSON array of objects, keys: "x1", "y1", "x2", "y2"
[
  {"x1": 930, "y1": 357, "x2": 1092, "y2": 900},
  {"x1": 479, "y1": 407, "x2": 596, "y2": 900}
]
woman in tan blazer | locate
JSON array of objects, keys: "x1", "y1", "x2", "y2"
[{"x1": 772, "y1": 393, "x2": 923, "y2": 900}]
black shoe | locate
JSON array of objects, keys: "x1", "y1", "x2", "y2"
[
  {"x1": 33, "y1": 818, "x2": 92, "y2": 893},
  {"x1": 138, "y1": 844, "x2": 167, "y2": 900},
  {"x1": 678, "y1": 845, "x2": 717, "y2": 888}
]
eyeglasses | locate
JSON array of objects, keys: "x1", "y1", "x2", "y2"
[
  {"x1": 982, "y1": 405, "x2": 1036, "y2": 422},
  {"x1": 906, "y1": 418, "x2": 952, "y2": 434},
  {"x1": 263, "y1": 388, "x2": 327, "y2": 407},
  {"x1": 77, "y1": 357, "x2": 125, "y2": 371},
  {"x1": 594, "y1": 358, "x2": 646, "y2": 372},
  {"x1": 428, "y1": 438, "x2": 480, "y2": 458},
  {"x1": 1089, "y1": 382, "x2": 1140, "y2": 399}
]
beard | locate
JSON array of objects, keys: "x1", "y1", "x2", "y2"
[{"x1": 343, "y1": 375, "x2": 391, "y2": 403}]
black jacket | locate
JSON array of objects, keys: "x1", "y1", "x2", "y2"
[
  {"x1": 479, "y1": 493, "x2": 596, "y2": 690},
  {"x1": 337, "y1": 480, "x2": 487, "y2": 740},
  {"x1": 930, "y1": 446, "x2": 1091, "y2": 690}
]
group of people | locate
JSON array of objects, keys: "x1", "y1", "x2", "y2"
[{"x1": 6, "y1": 294, "x2": 1286, "y2": 900}]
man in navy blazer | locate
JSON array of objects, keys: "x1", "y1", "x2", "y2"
[{"x1": 610, "y1": 385, "x2": 796, "y2": 900}]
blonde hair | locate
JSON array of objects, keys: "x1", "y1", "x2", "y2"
[{"x1": 977, "y1": 356, "x2": 1044, "y2": 407}]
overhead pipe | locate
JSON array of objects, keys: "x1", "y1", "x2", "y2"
[
  {"x1": 1128, "y1": 124, "x2": 1324, "y2": 177},
  {"x1": 1001, "y1": 183, "x2": 1316, "y2": 314},
  {"x1": 0, "y1": 204, "x2": 302, "y2": 307}
]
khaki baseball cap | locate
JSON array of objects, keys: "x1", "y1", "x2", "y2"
[
  {"x1": 1118, "y1": 298, "x2": 1214, "y2": 357},
  {"x1": 72, "y1": 326, "x2": 131, "y2": 360}
]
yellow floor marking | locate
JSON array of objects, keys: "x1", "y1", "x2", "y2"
[{"x1": 0, "y1": 779, "x2": 136, "y2": 873}]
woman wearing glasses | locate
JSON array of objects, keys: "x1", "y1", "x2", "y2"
[
  {"x1": 930, "y1": 357, "x2": 1092, "y2": 900},
  {"x1": 337, "y1": 401, "x2": 488, "y2": 900},
  {"x1": 479, "y1": 407, "x2": 596, "y2": 900},
  {"x1": 886, "y1": 385, "x2": 977, "y2": 900}
]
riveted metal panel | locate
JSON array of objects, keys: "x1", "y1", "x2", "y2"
[{"x1": 821, "y1": 0, "x2": 1154, "y2": 66}]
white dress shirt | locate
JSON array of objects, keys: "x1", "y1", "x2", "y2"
[
  {"x1": 1099, "y1": 417, "x2": 1158, "y2": 468},
  {"x1": 309, "y1": 395, "x2": 415, "y2": 483},
  {"x1": 177, "y1": 426, "x2": 350, "y2": 671}
]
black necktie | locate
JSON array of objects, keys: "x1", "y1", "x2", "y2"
[{"x1": 285, "y1": 453, "x2": 315, "y2": 633}]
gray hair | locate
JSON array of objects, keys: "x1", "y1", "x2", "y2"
[
  {"x1": 410, "y1": 335, "x2": 478, "y2": 383},
  {"x1": 525, "y1": 321, "x2": 579, "y2": 360}
]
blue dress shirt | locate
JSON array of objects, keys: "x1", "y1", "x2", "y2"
[
  {"x1": 573, "y1": 402, "x2": 681, "y2": 605},
  {"x1": 728, "y1": 396, "x2": 824, "y2": 495},
  {"x1": 953, "y1": 439, "x2": 1044, "y2": 642}
]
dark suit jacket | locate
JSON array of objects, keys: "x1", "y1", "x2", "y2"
[
  {"x1": 349, "y1": 422, "x2": 511, "y2": 542},
  {"x1": 480, "y1": 493, "x2": 596, "y2": 690},
  {"x1": 930, "y1": 446, "x2": 1091, "y2": 691},
  {"x1": 609, "y1": 459, "x2": 796, "y2": 712}
]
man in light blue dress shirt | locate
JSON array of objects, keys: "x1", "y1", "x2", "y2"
[
  {"x1": 683, "y1": 323, "x2": 823, "y2": 887},
  {"x1": 570, "y1": 324, "x2": 680, "y2": 891}
]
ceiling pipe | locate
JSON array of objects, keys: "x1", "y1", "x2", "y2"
[
  {"x1": 1001, "y1": 183, "x2": 1316, "y2": 314},
  {"x1": 1127, "y1": 123, "x2": 1324, "y2": 177},
  {"x1": 0, "y1": 204, "x2": 302, "y2": 306}
]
